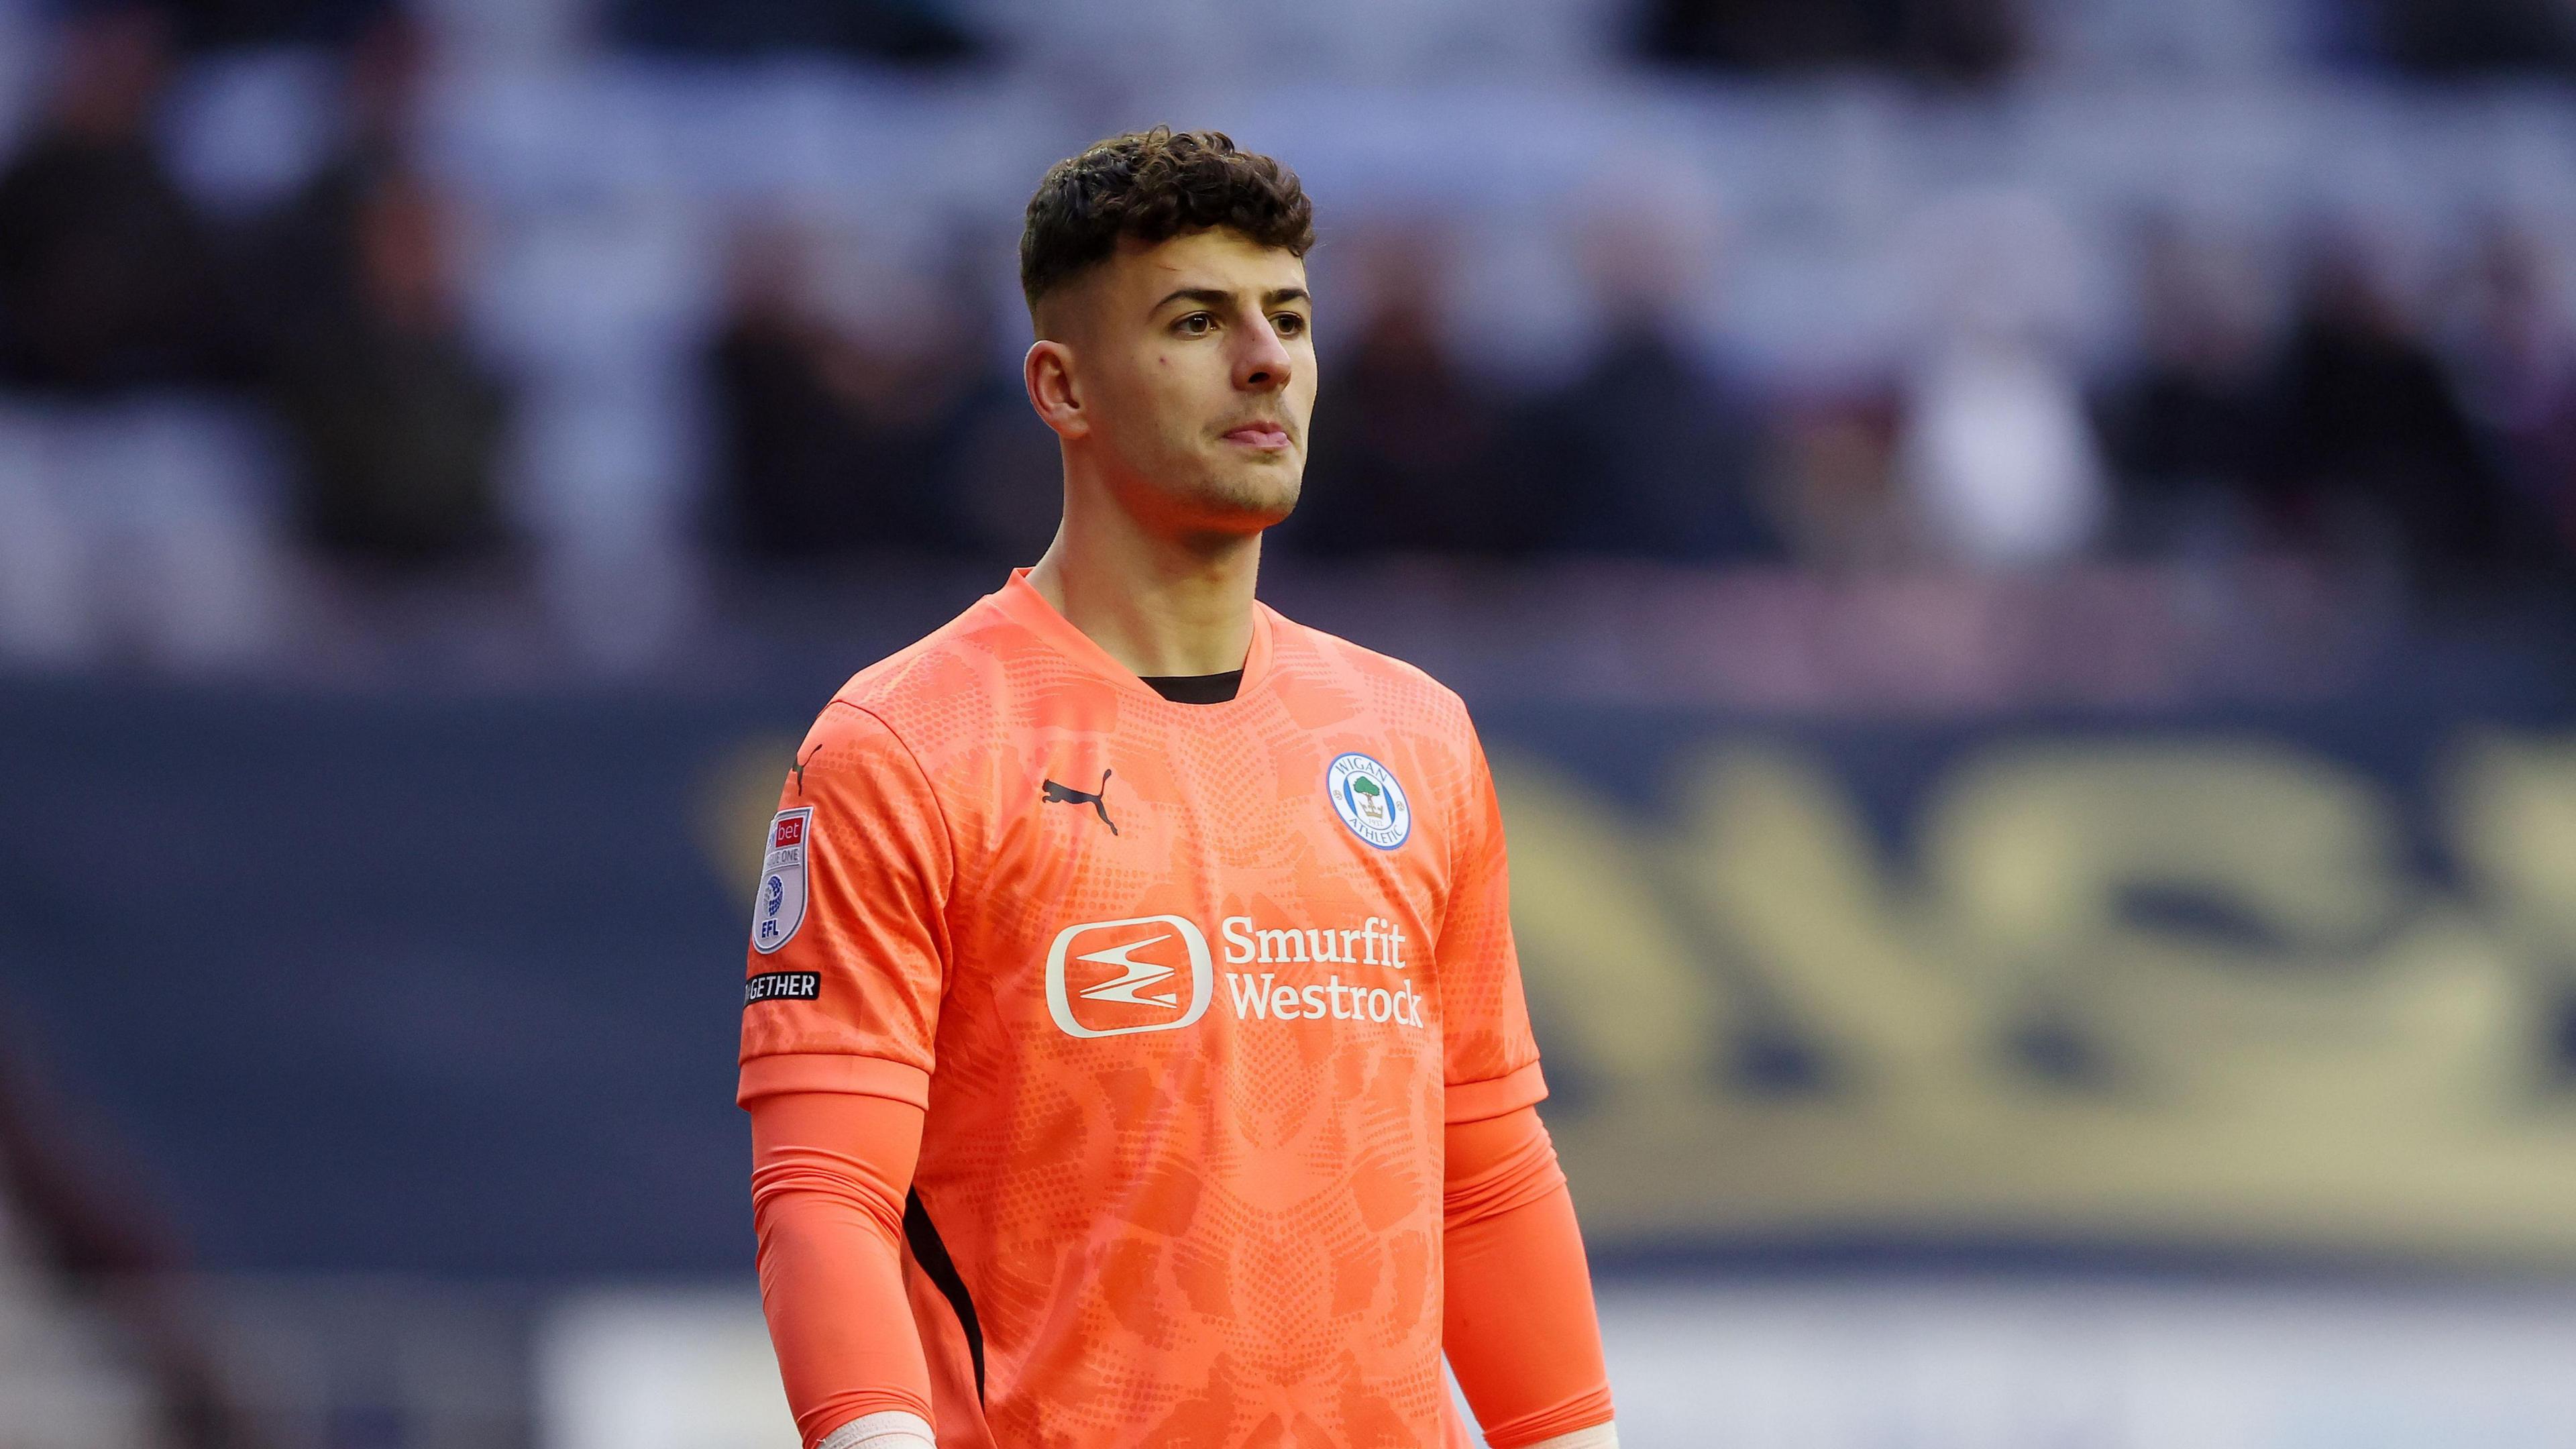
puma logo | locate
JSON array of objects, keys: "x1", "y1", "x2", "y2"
[{"x1": 1041, "y1": 769, "x2": 1118, "y2": 836}]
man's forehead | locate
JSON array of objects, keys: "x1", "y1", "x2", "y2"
[
  {"x1": 1117, "y1": 229, "x2": 1307, "y2": 293},
  {"x1": 1032, "y1": 228, "x2": 1307, "y2": 337}
]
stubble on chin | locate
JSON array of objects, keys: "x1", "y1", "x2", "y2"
[
  {"x1": 1150, "y1": 428, "x2": 1302, "y2": 530},
  {"x1": 1190, "y1": 462, "x2": 1301, "y2": 529}
]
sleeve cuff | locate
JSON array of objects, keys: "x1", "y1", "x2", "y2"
[
  {"x1": 815, "y1": 1410, "x2": 937, "y2": 1449},
  {"x1": 1444, "y1": 1060, "x2": 1548, "y2": 1124},
  {"x1": 739, "y1": 1052, "x2": 931, "y2": 1109}
]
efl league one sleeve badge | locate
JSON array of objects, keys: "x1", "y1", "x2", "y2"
[
  {"x1": 1326, "y1": 752, "x2": 1411, "y2": 850},
  {"x1": 751, "y1": 808, "x2": 812, "y2": 954}
]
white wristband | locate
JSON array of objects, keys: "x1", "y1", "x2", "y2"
[
  {"x1": 814, "y1": 1410, "x2": 936, "y2": 1449},
  {"x1": 1523, "y1": 1425, "x2": 1618, "y2": 1449}
]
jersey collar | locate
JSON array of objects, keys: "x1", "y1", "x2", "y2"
[{"x1": 991, "y1": 567, "x2": 1275, "y2": 704}]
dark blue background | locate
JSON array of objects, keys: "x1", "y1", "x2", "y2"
[{"x1": 2, "y1": 643, "x2": 2569, "y2": 1277}]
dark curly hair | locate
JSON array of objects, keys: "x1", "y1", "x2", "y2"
[{"x1": 1020, "y1": 127, "x2": 1316, "y2": 313}]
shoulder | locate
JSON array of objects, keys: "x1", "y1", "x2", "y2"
[
  {"x1": 788, "y1": 650, "x2": 966, "y2": 860},
  {"x1": 1263, "y1": 604, "x2": 1477, "y2": 744},
  {"x1": 812, "y1": 592, "x2": 1034, "y2": 765}
]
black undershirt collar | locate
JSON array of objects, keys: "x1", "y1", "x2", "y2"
[{"x1": 1141, "y1": 669, "x2": 1244, "y2": 704}]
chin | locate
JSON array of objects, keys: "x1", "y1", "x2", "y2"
[
  {"x1": 1230, "y1": 480, "x2": 1302, "y2": 531},
  {"x1": 1183, "y1": 467, "x2": 1301, "y2": 531}
]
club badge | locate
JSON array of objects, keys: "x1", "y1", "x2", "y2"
[{"x1": 1326, "y1": 752, "x2": 1411, "y2": 850}]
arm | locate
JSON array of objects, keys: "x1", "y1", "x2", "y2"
[
  {"x1": 738, "y1": 702, "x2": 957, "y2": 1448},
  {"x1": 1434, "y1": 718, "x2": 1616, "y2": 1448},
  {"x1": 749, "y1": 1090, "x2": 937, "y2": 1449},
  {"x1": 1443, "y1": 1106, "x2": 1617, "y2": 1449}
]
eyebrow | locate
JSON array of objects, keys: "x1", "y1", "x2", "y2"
[{"x1": 1153, "y1": 285, "x2": 1312, "y2": 312}]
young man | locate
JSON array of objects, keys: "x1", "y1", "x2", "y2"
[{"x1": 739, "y1": 129, "x2": 1617, "y2": 1449}]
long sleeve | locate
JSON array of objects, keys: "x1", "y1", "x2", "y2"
[
  {"x1": 739, "y1": 700, "x2": 952, "y2": 1444},
  {"x1": 748, "y1": 1089, "x2": 938, "y2": 1446},
  {"x1": 1442, "y1": 1106, "x2": 1616, "y2": 1449}
]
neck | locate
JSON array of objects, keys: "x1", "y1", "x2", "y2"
[{"x1": 1025, "y1": 462, "x2": 1263, "y2": 680}]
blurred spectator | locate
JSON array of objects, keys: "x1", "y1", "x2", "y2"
[
  {"x1": 0, "y1": 3, "x2": 277, "y2": 668},
  {"x1": 2096, "y1": 223, "x2": 2280, "y2": 555},
  {"x1": 2265, "y1": 241, "x2": 2538, "y2": 592},
  {"x1": 2448, "y1": 225, "x2": 2576, "y2": 569},
  {"x1": 608, "y1": 0, "x2": 979, "y2": 62},
  {"x1": 266, "y1": 168, "x2": 510, "y2": 566},
  {"x1": 1513, "y1": 201, "x2": 1778, "y2": 564},
  {"x1": 1900, "y1": 342, "x2": 2108, "y2": 568},
  {"x1": 1896, "y1": 192, "x2": 2108, "y2": 570},
  {"x1": 1289, "y1": 231, "x2": 1537, "y2": 557},
  {"x1": 254, "y1": 15, "x2": 508, "y2": 568},
  {"x1": 160, "y1": 0, "x2": 388, "y2": 49},
  {"x1": 246, "y1": 7, "x2": 423, "y2": 336},
  {"x1": 706, "y1": 222, "x2": 978, "y2": 563},
  {"x1": 0, "y1": 8, "x2": 223, "y2": 396},
  {"x1": 1641, "y1": 0, "x2": 2024, "y2": 82},
  {"x1": 1766, "y1": 391, "x2": 1909, "y2": 570},
  {"x1": 938, "y1": 231, "x2": 1064, "y2": 564},
  {"x1": 2364, "y1": 0, "x2": 2576, "y2": 74},
  {"x1": 945, "y1": 374, "x2": 1065, "y2": 563}
]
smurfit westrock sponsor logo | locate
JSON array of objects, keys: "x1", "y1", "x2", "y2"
[
  {"x1": 1042, "y1": 913, "x2": 1425, "y2": 1036},
  {"x1": 1044, "y1": 916, "x2": 1215, "y2": 1038},
  {"x1": 1219, "y1": 914, "x2": 1426, "y2": 1028}
]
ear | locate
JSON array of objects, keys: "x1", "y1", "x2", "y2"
[{"x1": 1024, "y1": 339, "x2": 1088, "y2": 441}]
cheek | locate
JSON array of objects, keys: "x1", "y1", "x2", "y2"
[
  {"x1": 1108, "y1": 360, "x2": 1197, "y2": 455},
  {"x1": 1108, "y1": 356, "x2": 1175, "y2": 417},
  {"x1": 1147, "y1": 356, "x2": 1226, "y2": 415}
]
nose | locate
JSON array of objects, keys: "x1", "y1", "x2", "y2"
[{"x1": 1234, "y1": 314, "x2": 1293, "y2": 393}]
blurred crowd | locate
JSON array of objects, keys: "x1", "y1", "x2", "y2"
[
  {"x1": 1638, "y1": 0, "x2": 2576, "y2": 78},
  {"x1": 2, "y1": 0, "x2": 2575, "y2": 678},
  {"x1": 0, "y1": 3, "x2": 501, "y2": 669}
]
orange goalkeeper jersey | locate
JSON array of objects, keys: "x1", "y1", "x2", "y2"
[{"x1": 737, "y1": 568, "x2": 1546, "y2": 1448}]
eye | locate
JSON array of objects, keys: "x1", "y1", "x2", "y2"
[
  {"x1": 1173, "y1": 312, "x2": 1215, "y2": 337},
  {"x1": 1272, "y1": 312, "x2": 1307, "y2": 337}
]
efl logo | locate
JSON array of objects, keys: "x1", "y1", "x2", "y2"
[
  {"x1": 1044, "y1": 916, "x2": 1214, "y2": 1039},
  {"x1": 750, "y1": 808, "x2": 812, "y2": 955}
]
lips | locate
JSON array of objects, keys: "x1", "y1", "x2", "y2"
[{"x1": 1224, "y1": 422, "x2": 1291, "y2": 449}]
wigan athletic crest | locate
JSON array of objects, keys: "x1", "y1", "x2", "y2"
[{"x1": 1325, "y1": 752, "x2": 1411, "y2": 850}]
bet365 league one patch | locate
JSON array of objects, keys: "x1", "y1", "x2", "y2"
[{"x1": 751, "y1": 808, "x2": 812, "y2": 954}]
